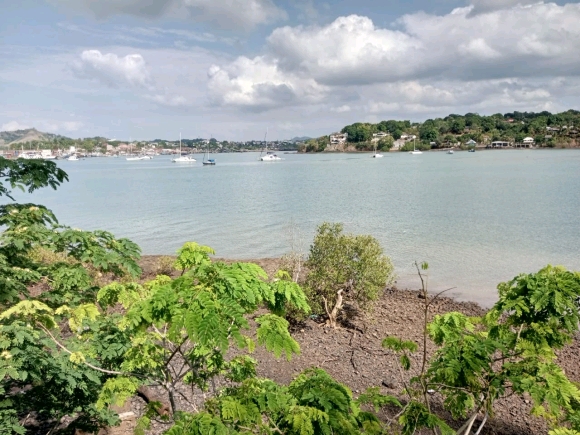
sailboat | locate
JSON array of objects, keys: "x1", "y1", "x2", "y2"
[
  {"x1": 372, "y1": 141, "x2": 383, "y2": 158},
  {"x1": 202, "y1": 138, "x2": 216, "y2": 165},
  {"x1": 259, "y1": 129, "x2": 281, "y2": 161},
  {"x1": 409, "y1": 138, "x2": 423, "y2": 155},
  {"x1": 172, "y1": 133, "x2": 196, "y2": 163}
]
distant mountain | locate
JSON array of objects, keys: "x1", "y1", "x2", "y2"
[
  {"x1": 289, "y1": 136, "x2": 312, "y2": 143},
  {"x1": 0, "y1": 128, "x2": 70, "y2": 147}
]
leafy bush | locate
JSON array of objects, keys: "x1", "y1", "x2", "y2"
[
  {"x1": 378, "y1": 265, "x2": 580, "y2": 435},
  {"x1": 305, "y1": 222, "x2": 395, "y2": 327},
  {"x1": 155, "y1": 255, "x2": 175, "y2": 276}
]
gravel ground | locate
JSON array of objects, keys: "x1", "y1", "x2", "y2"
[{"x1": 123, "y1": 257, "x2": 580, "y2": 434}]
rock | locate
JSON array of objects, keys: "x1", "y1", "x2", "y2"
[{"x1": 382, "y1": 379, "x2": 396, "y2": 389}]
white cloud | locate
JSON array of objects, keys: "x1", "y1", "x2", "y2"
[
  {"x1": 50, "y1": 0, "x2": 286, "y2": 31},
  {"x1": 468, "y1": 0, "x2": 540, "y2": 15},
  {"x1": 207, "y1": 56, "x2": 329, "y2": 110},
  {"x1": 1, "y1": 121, "x2": 30, "y2": 132},
  {"x1": 145, "y1": 94, "x2": 188, "y2": 107},
  {"x1": 75, "y1": 50, "x2": 153, "y2": 89},
  {"x1": 207, "y1": 2, "x2": 580, "y2": 115},
  {"x1": 181, "y1": 0, "x2": 287, "y2": 31}
]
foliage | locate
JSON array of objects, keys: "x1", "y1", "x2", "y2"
[
  {"x1": 0, "y1": 202, "x2": 142, "y2": 306},
  {"x1": 378, "y1": 137, "x2": 394, "y2": 151},
  {"x1": 265, "y1": 270, "x2": 310, "y2": 318},
  {"x1": 174, "y1": 241, "x2": 215, "y2": 275},
  {"x1": 0, "y1": 157, "x2": 68, "y2": 200},
  {"x1": 376, "y1": 264, "x2": 580, "y2": 435},
  {"x1": 305, "y1": 223, "x2": 395, "y2": 326},
  {"x1": 341, "y1": 123, "x2": 375, "y2": 143},
  {"x1": 167, "y1": 369, "x2": 391, "y2": 435},
  {"x1": 156, "y1": 255, "x2": 176, "y2": 275}
]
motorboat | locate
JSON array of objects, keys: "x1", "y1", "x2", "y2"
[
  {"x1": 447, "y1": 150, "x2": 454, "y2": 154},
  {"x1": 260, "y1": 152, "x2": 281, "y2": 161},
  {"x1": 68, "y1": 155, "x2": 79, "y2": 161},
  {"x1": 126, "y1": 155, "x2": 152, "y2": 161},
  {"x1": 173, "y1": 155, "x2": 196, "y2": 163},
  {"x1": 372, "y1": 141, "x2": 383, "y2": 158},
  {"x1": 468, "y1": 148, "x2": 476, "y2": 153}
]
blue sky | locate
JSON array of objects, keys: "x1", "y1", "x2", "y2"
[{"x1": 1, "y1": 0, "x2": 579, "y2": 141}]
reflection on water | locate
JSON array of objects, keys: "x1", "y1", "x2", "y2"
[{"x1": 14, "y1": 149, "x2": 580, "y2": 306}]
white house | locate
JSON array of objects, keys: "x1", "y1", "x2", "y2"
[
  {"x1": 372, "y1": 132, "x2": 389, "y2": 138},
  {"x1": 330, "y1": 132, "x2": 347, "y2": 145},
  {"x1": 465, "y1": 139, "x2": 477, "y2": 145},
  {"x1": 523, "y1": 137, "x2": 534, "y2": 144}
]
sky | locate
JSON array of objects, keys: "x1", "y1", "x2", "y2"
[{"x1": 1, "y1": 0, "x2": 580, "y2": 141}]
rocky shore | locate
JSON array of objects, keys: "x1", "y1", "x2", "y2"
[{"x1": 135, "y1": 256, "x2": 580, "y2": 435}]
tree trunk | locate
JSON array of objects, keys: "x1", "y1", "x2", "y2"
[
  {"x1": 137, "y1": 386, "x2": 172, "y2": 417},
  {"x1": 323, "y1": 290, "x2": 343, "y2": 329}
]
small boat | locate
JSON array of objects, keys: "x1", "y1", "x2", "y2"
[
  {"x1": 202, "y1": 138, "x2": 216, "y2": 165},
  {"x1": 261, "y1": 152, "x2": 281, "y2": 161},
  {"x1": 126, "y1": 155, "x2": 152, "y2": 161},
  {"x1": 372, "y1": 141, "x2": 383, "y2": 158},
  {"x1": 259, "y1": 129, "x2": 281, "y2": 161},
  {"x1": 68, "y1": 155, "x2": 79, "y2": 161},
  {"x1": 447, "y1": 150, "x2": 454, "y2": 154},
  {"x1": 468, "y1": 148, "x2": 475, "y2": 153},
  {"x1": 409, "y1": 138, "x2": 422, "y2": 155},
  {"x1": 172, "y1": 133, "x2": 196, "y2": 163}
]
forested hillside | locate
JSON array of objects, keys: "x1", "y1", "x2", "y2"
[{"x1": 300, "y1": 110, "x2": 580, "y2": 152}]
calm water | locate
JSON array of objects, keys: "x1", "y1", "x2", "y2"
[{"x1": 11, "y1": 150, "x2": 580, "y2": 306}]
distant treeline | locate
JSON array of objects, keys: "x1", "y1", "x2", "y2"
[{"x1": 300, "y1": 110, "x2": 580, "y2": 152}]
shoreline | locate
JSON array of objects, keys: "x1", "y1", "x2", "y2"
[
  {"x1": 139, "y1": 255, "x2": 493, "y2": 310},
  {"x1": 297, "y1": 146, "x2": 580, "y2": 154},
  {"x1": 137, "y1": 255, "x2": 578, "y2": 435}
]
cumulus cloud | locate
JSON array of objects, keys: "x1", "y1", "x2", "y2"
[
  {"x1": 75, "y1": 50, "x2": 153, "y2": 89},
  {"x1": 207, "y1": 2, "x2": 580, "y2": 114},
  {"x1": 1, "y1": 121, "x2": 30, "y2": 132},
  {"x1": 207, "y1": 56, "x2": 329, "y2": 110},
  {"x1": 50, "y1": 0, "x2": 286, "y2": 31},
  {"x1": 468, "y1": 0, "x2": 540, "y2": 16}
]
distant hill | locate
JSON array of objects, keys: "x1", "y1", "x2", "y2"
[
  {"x1": 289, "y1": 136, "x2": 311, "y2": 143},
  {"x1": 0, "y1": 128, "x2": 69, "y2": 147}
]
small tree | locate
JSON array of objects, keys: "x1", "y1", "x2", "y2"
[
  {"x1": 380, "y1": 264, "x2": 580, "y2": 435},
  {"x1": 378, "y1": 137, "x2": 394, "y2": 151},
  {"x1": 305, "y1": 223, "x2": 395, "y2": 328}
]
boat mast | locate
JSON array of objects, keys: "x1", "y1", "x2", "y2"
[{"x1": 179, "y1": 132, "x2": 182, "y2": 156}]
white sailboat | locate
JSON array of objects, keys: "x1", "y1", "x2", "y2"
[
  {"x1": 409, "y1": 138, "x2": 423, "y2": 155},
  {"x1": 172, "y1": 133, "x2": 196, "y2": 163},
  {"x1": 259, "y1": 129, "x2": 281, "y2": 161}
]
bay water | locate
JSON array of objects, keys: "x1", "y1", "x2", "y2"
[{"x1": 13, "y1": 150, "x2": 580, "y2": 306}]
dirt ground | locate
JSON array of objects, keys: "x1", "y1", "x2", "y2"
[{"x1": 128, "y1": 257, "x2": 580, "y2": 434}]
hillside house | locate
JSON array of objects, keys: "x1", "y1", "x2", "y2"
[
  {"x1": 490, "y1": 141, "x2": 511, "y2": 148},
  {"x1": 465, "y1": 139, "x2": 477, "y2": 146},
  {"x1": 330, "y1": 133, "x2": 347, "y2": 145}
]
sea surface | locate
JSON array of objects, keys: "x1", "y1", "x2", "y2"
[{"x1": 9, "y1": 150, "x2": 580, "y2": 306}]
